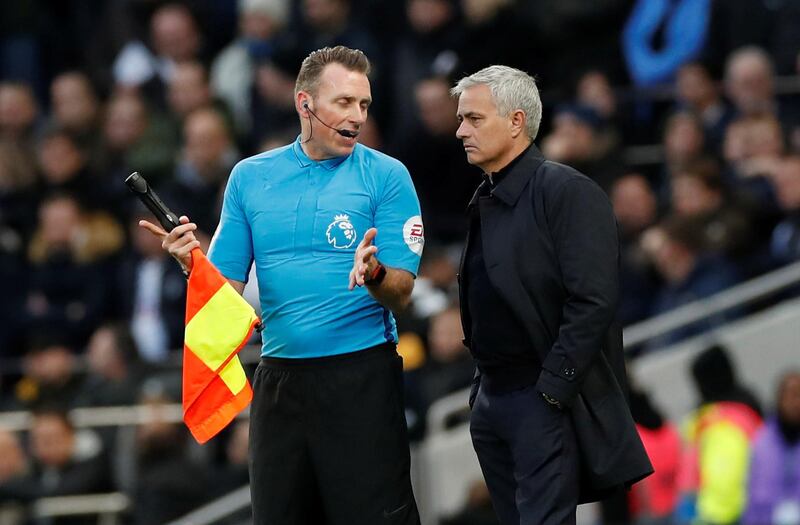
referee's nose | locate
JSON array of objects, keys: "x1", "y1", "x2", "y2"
[{"x1": 349, "y1": 104, "x2": 367, "y2": 126}]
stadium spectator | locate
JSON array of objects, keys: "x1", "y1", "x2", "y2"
[
  {"x1": 392, "y1": 76, "x2": 478, "y2": 243},
  {"x1": 211, "y1": 0, "x2": 291, "y2": 137},
  {"x1": 0, "y1": 428, "x2": 30, "y2": 522},
  {"x1": 541, "y1": 103, "x2": 621, "y2": 192},
  {"x1": 725, "y1": 47, "x2": 781, "y2": 119},
  {"x1": 158, "y1": 107, "x2": 236, "y2": 236},
  {"x1": 418, "y1": 306, "x2": 473, "y2": 408},
  {"x1": 389, "y1": 0, "x2": 463, "y2": 140},
  {"x1": 744, "y1": 370, "x2": 800, "y2": 525},
  {"x1": 112, "y1": 3, "x2": 205, "y2": 108},
  {"x1": 670, "y1": 158, "x2": 755, "y2": 258},
  {"x1": 116, "y1": 210, "x2": 186, "y2": 364},
  {"x1": 28, "y1": 407, "x2": 111, "y2": 500},
  {"x1": 675, "y1": 61, "x2": 734, "y2": 154},
  {"x1": 627, "y1": 388, "x2": 682, "y2": 523},
  {"x1": 74, "y1": 323, "x2": 143, "y2": 408},
  {"x1": 99, "y1": 92, "x2": 177, "y2": 190},
  {"x1": 24, "y1": 194, "x2": 122, "y2": 348},
  {"x1": 641, "y1": 215, "x2": 741, "y2": 349},
  {"x1": 769, "y1": 155, "x2": 800, "y2": 265},
  {"x1": 36, "y1": 128, "x2": 103, "y2": 210},
  {"x1": 0, "y1": 82, "x2": 39, "y2": 147},
  {"x1": 166, "y1": 61, "x2": 215, "y2": 123},
  {"x1": 658, "y1": 111, "x2": 707, "y2": 202},
  {"x1": 676, "y1": 344, "x2": 762, "y2": 525},
  {"x1": 610, "y1": 174, "x2": 660, "y2": 326},
  {"x1": 722, "y1": 113, "x2": 784, "y2": 212},
  {"x1": 0, "y1": 140, "x2": 37, "y2": 355},
  {"x1": 49, "y1": 72, "x2": 103, "y2": 168},
  {"x1": 13, "y1": 338, "x2": 80, "y2": 411},
  {"x1": 132, "y1": 390, "x2": 209, "y2": 525},
  {"x1": 250, "y1": 49, "x2": 303, "y2": 146}
]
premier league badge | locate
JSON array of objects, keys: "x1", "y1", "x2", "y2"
[{"x1": 326, "y1": 214, "x2": 357, "y2": 249}]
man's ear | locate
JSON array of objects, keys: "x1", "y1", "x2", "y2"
[
  {"x1": 296, "y1": 92, "x2": 311, "y2": 115},
  {"x1": 509, "y1": 109, "x2": 527, "y2": 139}
]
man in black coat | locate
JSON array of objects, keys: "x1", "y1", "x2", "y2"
[{"x1": 451, "y1": 65, "x2": 652, "y2": 524}]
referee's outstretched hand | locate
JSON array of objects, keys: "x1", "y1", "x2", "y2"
[
  {"x1": 349, "y1": 227, "x2": 379, "y2": 290},
  {"x1": 139, "y1": 215, "x2": 201, "y2": 273}
]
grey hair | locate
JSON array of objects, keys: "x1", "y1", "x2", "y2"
[{"x1": 451, "y1": 65, "x2": 542, "y2": 140}]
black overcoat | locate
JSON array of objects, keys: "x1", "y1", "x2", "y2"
[{"x1": 457, "y1": 145, "x2": 653, "y2": 502}]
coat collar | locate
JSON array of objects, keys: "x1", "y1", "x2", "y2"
[{"x1": 467, "y1": 144, "x2": 545, "y2": 209}]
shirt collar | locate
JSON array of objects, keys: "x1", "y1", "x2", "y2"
[
  {"x1": 292, "y1": 135, "x2": 350, "y2": 170},
  {"x1": 468, "y1": 143, "x2": 545, "y2": 209},
  {"x1": 486, "y1": 143, "x2": 532, "y2": 188}
]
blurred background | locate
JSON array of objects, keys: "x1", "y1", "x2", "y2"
[{"x1": 0, "y1": 0, "x2": 799, "y2": 523}]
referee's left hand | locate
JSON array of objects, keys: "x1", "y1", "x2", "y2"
[{"x1": 349, "y1": 228, "x2": 379, "y2": 290}]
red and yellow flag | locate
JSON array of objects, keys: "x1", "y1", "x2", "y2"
[{"x1": 182, "y1": 248, "x2": 260, "y2": 443}]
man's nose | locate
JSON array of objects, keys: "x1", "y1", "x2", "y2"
[
  {"x1": 350, "y1": 106, "x2": 367, "y2": 124},
  {"x1": 456, "y1": 121, "x2": 469, "y2": 139}
]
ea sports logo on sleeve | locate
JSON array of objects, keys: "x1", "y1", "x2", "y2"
[
  {"x1": 403, "y1": 216, "x2": 424, "y2": 255},
  {"x1": 326, "y1": 214, "x2": 357, "y2": 249}
]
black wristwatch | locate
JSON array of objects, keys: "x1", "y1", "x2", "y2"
[{"x1": 364, "y1": 262, "x2": 387, "y2": 286}]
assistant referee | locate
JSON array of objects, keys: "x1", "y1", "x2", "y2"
[{"x1": 141, "y1": 46, "x2": 423, "y2": 525}]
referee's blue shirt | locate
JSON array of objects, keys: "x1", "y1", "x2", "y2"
[{"x1": 208, "y1": 137, "x2": 424, "y2": 358}]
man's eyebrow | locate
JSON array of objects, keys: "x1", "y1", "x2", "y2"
[{"x1": 335, "y1": 94, "x2": 372, "y2": 105}]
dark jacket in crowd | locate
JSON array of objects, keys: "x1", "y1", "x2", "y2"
[{"x1": 458, "y1": 145, "x2": 653, "y2": 502}]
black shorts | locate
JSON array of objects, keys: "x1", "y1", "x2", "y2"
[{"x1": 249, "y1": 343, "x2": 420, "y2": 525}]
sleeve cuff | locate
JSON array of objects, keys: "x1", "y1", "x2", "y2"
[{"x1": 536, "y1": 368, "x2": 580, "y2": 409}]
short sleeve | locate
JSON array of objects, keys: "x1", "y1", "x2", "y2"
[
  {"x1": 208, "y1": 165, "x2": 254, "y2": 282},
  {"x1": 373, "y1": 163, "x2": 423, "y2": 277}
]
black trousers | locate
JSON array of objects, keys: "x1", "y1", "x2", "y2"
[
  {"x1": 249, "y1": 343, "x2": 420, "y2": 525},
  {"x1": 470, "y1": 381, "x2": 579, "y2": 525}
]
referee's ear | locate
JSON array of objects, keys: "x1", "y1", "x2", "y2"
[{"x1": 296, "y1": 92, "x2": 312, "y2": 116}]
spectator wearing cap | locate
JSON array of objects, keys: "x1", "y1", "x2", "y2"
[
  {"x1": 211, "y1": 0, "x2": 290, "y2": 137},
  {"x1": 541, "y1": 103, "x2": 622, "y2": 192}
]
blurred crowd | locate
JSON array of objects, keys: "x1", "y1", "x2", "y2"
[{"x1": 1, "y1": 0, "x2": 800, "y2": 523}]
